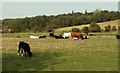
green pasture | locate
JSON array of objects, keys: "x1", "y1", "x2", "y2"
[{"x1": 2, "y1": 33, "x2": 118, "y2": 71}]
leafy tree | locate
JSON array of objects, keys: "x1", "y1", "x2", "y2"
[
  {"x1": 72, "y1": 28, "x2": 80, "y2": 32},
  {"x1": 108, "y1": 11, "x2": 119, "y2": 20},
  {"x1": 104, "y1": 25, "x2": 111, "y2": 32},
  {"x1": 112, "y1": 26, "x2": 117, "y2": 31},
  {"x1": 82, "y1": 26, "x2": 89, "y2": 35},
  {"x1": 2, "y1": 10, "x2": 120, "y2": 33},
  {"x1": 89, "y1": 22, "x2": 101, "y2": 32}
]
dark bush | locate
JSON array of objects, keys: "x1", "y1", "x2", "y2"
[
  {"x1": 82, "y1": 26, "x2": 89, "y2": 35},
  {"x1": 89, "y1": 22, "x2": 101, "y2": 32},
  {"x1": 104, "y1": 25, "x2": 111, "y2": 32},
  {"x1": 112, "y1": 26, "x2": 117, "y2": 31},
  {"x1": 71, "y1": 28, "x2": 80, "y2": 32}
]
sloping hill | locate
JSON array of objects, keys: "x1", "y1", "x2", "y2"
[{"x1": 55, "y1": 20, "x2": 119, "y2": 32}]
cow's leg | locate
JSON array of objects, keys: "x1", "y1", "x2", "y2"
[
  {"x1": 71, "y1": 35, "x2": 73, "y2": 39},
  {"x1": 24, "y1": 50, "x2": 27, "y2": 56},
  {"x1": 77, "y1": 36, "x2": 79, "y2": 40},
  {"x1": 81, "y1": 35, "x2": 84, "y2": 40},
  {"x1": 21, "y1": 49, "x2": 24, "y2": 56},
  {"x1": 17, "y1": 46, "x2": 21, "y2": 56},
  {"x1": 70, "y1": 36, "x2": 73, "y2": 40}
]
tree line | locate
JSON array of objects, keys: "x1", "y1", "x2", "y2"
[{"x1": 2, "y1": 9, "x2": 120, "y2": 33}]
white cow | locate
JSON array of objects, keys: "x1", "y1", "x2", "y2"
[
  {"x1": 30, "y1": 35, "x2": 39, "y2": 39},
  {"x1": 62, "y1": 32, "x2": 71, "y2": 38}
]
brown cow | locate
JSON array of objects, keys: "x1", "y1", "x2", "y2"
[{"x1": 71, "y1": 32, "x2": 84, "y2": 40}]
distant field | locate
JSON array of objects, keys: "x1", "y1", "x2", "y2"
[
  {"x1": 2, "y1": 33, "x2": 118, "y2": 71},
  {"x1": 55, "y1": 20, "x2": 119, "y2": 32}
]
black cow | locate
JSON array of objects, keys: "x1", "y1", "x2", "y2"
[
  {"x1": 39, "y1": 35, "x2": 47, "y2": 38},
  {"x1": 83, "y1": 35, "x2": 89, "y2": 39},
  {"x1": 116, "y1": 35, "x2": 120, "y2": 39},
  {"x1": 53, "y1": 35, "x2": 64, "y2": 39},
  {"x1": 18, "y1": 41, "x2": 32, "y2": 57},
  {"x1": 49, "y1": 33, "x2": 54, "y2": 37}
]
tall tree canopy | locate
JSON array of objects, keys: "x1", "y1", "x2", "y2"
[{"x1": 2, "y1": 10, "x2": 120, "y2": 33}]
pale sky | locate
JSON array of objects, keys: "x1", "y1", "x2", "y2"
[
  {"x1": 1, "y1": 0, "x2": 120, "y2": 2},
  {"x1": 1, "y1": 0, "x2": 120, "y2": 19}
]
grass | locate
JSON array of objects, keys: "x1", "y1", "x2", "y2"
[{"x1": 2, "y1": 33, "x2": 118, "y2": 71}]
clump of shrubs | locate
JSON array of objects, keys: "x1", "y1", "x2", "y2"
[
  {"x1": 104, "y1": 25, "x2": 117, "y2": 32},
  {"x1": 71, "y1": 28, "x2": 80, "y2": 32},
  {"x1": 112, "y1": 26, "x2": 117, "y2": 31},
  {"x1": 104, "y1": 25, "x2": 111, "y2": 32},
  {"x1": 89, "y1": 22, "x2": 101, "y2": 32},
  {"x1": 82, "y1": 26, "x2": 89, "y2": 35}
]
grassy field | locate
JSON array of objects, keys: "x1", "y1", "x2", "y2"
[
  {"x1": 2, "y1": 33, "x2": 118, "y2": 71},
  {"x1": 55, "y1": 19, "x2": 119, "y2": 32}
]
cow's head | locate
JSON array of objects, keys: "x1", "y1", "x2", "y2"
[{"x1": 28, "y1": 51, "x2": 32, "y2": 57}]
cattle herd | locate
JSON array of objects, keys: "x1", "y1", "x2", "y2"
[
  {"x1": 18, "y1": 32, "x2": 120, "y2": 57},
  {"x1": 30, "y1": 32, "x2": 89, "y2": 40},
  {"x1": 19, "y1": 32, "x2": 89, "y2": 57}
]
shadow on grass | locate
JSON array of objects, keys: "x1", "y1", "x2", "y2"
[{"x1": 2, "y1": 50, "x2": 63, "y2": 71}]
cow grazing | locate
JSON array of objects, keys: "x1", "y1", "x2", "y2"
[
  {"x1": 39, "y1": 35, "x2": 47, "y2": 38},
  {"x1": 62, "y1": 32, "x2": 71, "y2": 39},
  {"x1": 49, "y1": 32, "x2": 69, "y2": 39},
  {"x1": 49, "y1": 33, "x2": 54, "y2": 37},
  {"x1": 116, "y1": 35, "x2": 120, "y2": 39},
  {"x1": 83, "y1": 35, "x2": 89, "y2": 39},
  {"x1": 18, "y1": 41, "x2": 32, "y2": 57},
  {"x1": 53, "y1": 35, "x2": 64, "y2": 39},
  {"x1": 30, "y1": 35, "x2": 39, "y2": 39},
  {"x1": 71, "y1": 32, "x2": 84, "y2": 40}
]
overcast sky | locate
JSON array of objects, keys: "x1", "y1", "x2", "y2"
[
  {"x1": 1, "y1": 0, "x2": 120, "y2": 19},
  {"x1": 1, "y1": 0, "x2": 120, "y2": 2}
]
